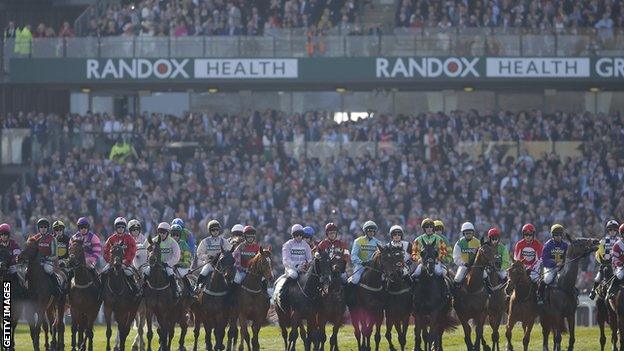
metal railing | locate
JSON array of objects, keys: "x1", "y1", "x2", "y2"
[{"x1": 1, "y1": 27, "x2": 623, "y2": 73}]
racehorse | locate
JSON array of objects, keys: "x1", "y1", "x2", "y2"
[
  {"x1": 144, "y1": 235, "x2": 177, "y2": 351},
  {"x1": 0, "y1": 246, "x2": 24, "y2": 351},
  {"x1": 412, "y1": 242, "x2": 457, "y2": 351},
  {"x1": 275, "y1": 249, "x2": 333, "y2": 351},
  {"x1": 505, "y1": 260, "x2": 539, "y2": 351},
  {"x1": 18, "y1": 236, "x2": 66, "y2": 351},
  {"x1": 235, "y1": 247, "x2": 273, "y2": 351},
  {"x1": 103, "y1": 242, "x2": 141, "y2": 351},
  {"x1": 453, "y1": 240, "x2": 497, "y2": 351},
  {"x1": 349, "y1": 245, "x2": 404, "y2": 351},
  {"x1": 384, "y1": 257, "x2": 411, "y2": 351},
  {"x1": 194, "y1": 249, "x2": 236, "y2": 351},
  {"x1": 540, "y1": 235, "x2": 599, "y2": 351},
  {"x1": 130, "y1": 238, "x2": 148, "y2": 351},
  {"x1": 67, "y1": 239, "x2": 102, "y2": 351},
  {"x1": 481, "y1": 249, "x2": 507, "y2": 351},
  {"x1": 318, "y1": 254, "x2": 348, "y2": 351},
  {"x1": 594, "y1": 263, "x2": 617, "y2": 351},
  {"x1": 171, "y1": 268, "x2": 196, "y2": 351}
]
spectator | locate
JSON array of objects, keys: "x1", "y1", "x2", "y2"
[{"x1": 108, "y1": 137, "x2": 138, "y2": 163}]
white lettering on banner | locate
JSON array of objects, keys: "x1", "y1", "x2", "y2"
[
  {"x1": 486, "y1": 58, "x2": 589, "y2": 77},
  {"x1": 595, "y1": 58, "x2": 624, "y2": 77},
  {"x1": 86, "y1": 59, "x2": 190, "y2": 79},
  {"x1": 194, "y1": 59, "x2": 298, "y2": 78},
  {"x1": 375, "y1": 57, "x2": 480, "y2": 78}
]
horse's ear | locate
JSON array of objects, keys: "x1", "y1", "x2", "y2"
[
  {"x1": 147, "y1": 235, "x2": 153, "y2": 245},
  {"x1": 267, "y1": 245, "x2": 272, "y2": 253},
  {"x1": 377, "y1": 244, "x2": 384, "y2": 252},
  {"x1": 259, "y1": 246, "x2": 265, "y2": 254},
  {"x1": 565, "y1": 233, "x2": 572, "y2": 242},
  {"x1": 480, "y1": 236, "x2": 486, "y2": 245}
]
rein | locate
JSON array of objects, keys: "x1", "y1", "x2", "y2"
[{"x1": 145, "y1": 263, "x2": 171, "y2": 291}]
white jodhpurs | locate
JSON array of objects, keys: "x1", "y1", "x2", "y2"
[
  {"x1": 595, "y1": 270, "x2": 603, "y2": 283},
  {"x1": 142, "y1": 265, "x2": 174, "y2": 277},
  {"x1": 412, "y1": 262, "x2": 446, "y2": 278},
  {"x1": 543, "y1": 268, "x2": 557, "y2": 284},
  {"x1": 176, "y1": 267, "x2": 189, "y2": 277},
  {"x1": 616, "y1": 267, "x2": 624, "y2": 280},
  {"x1": 348, "y1": 264, "x2": 365, "y2": 284},
  {"x1": 102, "y1": 264, "x2": 134, "y2": 277},
  {"x1": 234, "y1": 270, "x2": 246, "y2": 284},
  {"x1": 199, "y1": 262, "x2": 214, "y2": 277},
  {"x1": 285, "y1": 267, "x2": 298, "y2": 279},
  {"x1": 498, "y1": 270, "x2": 507, "y2": 280}
]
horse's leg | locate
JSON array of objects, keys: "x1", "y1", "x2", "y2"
[
  {"x1": 523, "y1": 319, "x2": 535, "y2": 351},
  {"x1": 373, "y1": 311, "x2": 382, "y2": 351},
  {"x1": 609, "y1": 311, "x2": 618, "y2": 351},
  {"x1": 287, "y1": 314, "x2": 300, "y2": 351},
  {"x1": 541, "y1": 320, "x2": 550, "y2": 351},
  {"x1": 331, "y1": 324, "x2": 341, "y2": 351},
  {"x1": 618, "y1": 313, "x2": 624, "y2": 351},
  {"x1": 227, "y1": 316, "x2": 238, "y2": 351},
  {"x1": 351, "y1": 310, "x2": 362, "y2": 351},
  {"x1": 505, "y1": 312, "x2": 517, "y2": 351},
  {"x1": 57, "y1": 301, "x2": 66, "y2": 351},
  {"x1": 179, "y1": 313, "x2": 189, "y2": 351},
  {"x1": 192, "y1": 314, "x2": 201, "y2": 351},
  {"x1": 104, "y1": 305, "x2": 113, "y2": 351},
  {"x1": 413, "y1": 320, "x2": 422, "y2": 351},
  {"x1": 399, "y1": 317, "x2": 409, "y2": 351},
  {"x1": 239, "y1": 316, "x2": 251, "y2": 351},
  {"x1": 385, "y1": 318, "x2": 395, "y2": 351},
  {"x1": 600, "y1": 312, "x2": 607, "y2": 351},
  {"x1": 566, "y1": 314, "x2": 575, "y2": 351},
  {"x1": 460, "y1": 318, "x2": 473, "y2": 351},
  {"x1": 42, "y1": 309, "x2": 50, "y2": 351},
  {"x1": 216, "y1": 320, "x2": 227, "y2": 351},
  {"x1": 29, "y1": 309, "x2": 41, "y2": 351},
  {"x1": 71, "y1": 317, "x2": 78, "y2": 351},
  {"x1": 476, "y1": 313, "x2": 488, "y2": 351},
  {"x1": 278, "y1": 315, "x2": 289, "y2": 351},
  {"x1": 205, "y1": 323, "x2": 213, "y2": 351},
  {"x1": 145, "y1": 310, "x2": 154, "y2": 351},
  {"x1": 251, "y1": 318, "x2": 262, "y2": 351}
]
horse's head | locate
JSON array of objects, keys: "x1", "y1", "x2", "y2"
[
  {"x1": 68, "y1": 238, "x2": 86, "y2": 268},
  {"x1": 312, "y1": 249, "x2": 333, "y2": 293},
  {"x1": 507, "y1": 259, "x2": 528, "y2": 285},
  {"x1": 17, "y1": 236, "x2": 39, "y2": 263},
  {"x1": 376, "y1": 244, "x2": 404, "y2": 282},
  {"x1": 565, "y1": 234, "x2": 600, "y2": 259},
  {"x1": 147, "y1": 235, "x2": 162, "y2": 268},
  {"x1": 475, "y1": 239, "x2": 497, "y2": 268},
  {"x1": 216, "y1": 247, "x2": 236, "y2": 283},
  {"x1": 249, "y1": 246, "x2": 273, "y2": 283},
  {"x1": 421, "y1": 242, "x2": 439, "y2": 276},
  {"x1": 111, "y1": 242, "x2": 126, "y2": 268},
  {"x1": 330, "y1": 254, "x2": 347, "y2": 275}
]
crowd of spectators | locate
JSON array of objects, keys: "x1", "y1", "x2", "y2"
[
  {"x1": 2, "y1": 108, "x2": 623, "y2": 288},
  {"x1": 396, "y1": 0, "x2": 624, "y2": 33}
]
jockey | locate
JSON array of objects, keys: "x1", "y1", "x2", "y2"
[
  {"x1": 232, "y1": 225, "x2": 262, "y2": 287},
  {"x1": 52, "y1": 220, "x2": 70, "y2": 262},
  {"x1": 282, "y1": 224, "x2": 313, "y2": 281},
  {"x1": 412, "y1": 218, "x2": 449, "y2": 280},
  {"x1": 452, "y1": 222, "x2": 484, "y2": 290},
  {"x1": 101, "y1": 216, "x2": 140, "y2": 296},
  {"x1": 128, "y1": 219, "x2": 147, "y2": 269},
  {"x1": 195, "y1": 219, "x2": 233, "y2": 293},
  {"x1": 171, "y1": 218, "x2": 196, "y2": 256},
  {"x1": 388, "y1": 225, "x2": 411, "y2": 278},
  {"x1": 486, "y1": 228, "x2": 510, "y2": 280},
  {"x1": 143, "y1": 222, "x2": 181, "y2": 299},
  {"x1": 0, "y1": 223, "x2": 21, "y2": 281},
  {"x1": 607, "y1": 223, "x2": 624, "y2": 298},
  {"x1": 229, "y1": 224, "x2": 245, "y2": 248},
  {"x1": 31, "y1": 218, "x2": 63, "y2": 296},
  {"x1": 70, "y1": 217, "x2": 102, "y2": 270},
  {"x1": 303, "y1": 226, "x2": 316, "y2": 249},
  {"x1": 317, "y1": 222, "x2": 350, "y2": 282},
  {"x1": 348, "y1": 220, "x2": 383, "y2": 285},
  {"x1": 171, "y1": 224, "x2": 193, "y2": 295},
  {"x1": 537, "y1": 223, "x2": 569, "y2": 305},
  {"x1": 434, "y1": 220, "x2": 452, "y2": 264},
  {"x1": 512, "y1": 223, "x2": 543, "y2": 287},
  {"x1": 590, "y1": 220, "x2": 620, "y2": 300}
]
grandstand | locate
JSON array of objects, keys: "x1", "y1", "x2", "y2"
[{"x1": 1, "y1": 0, "x2": 624, "y2": 319}]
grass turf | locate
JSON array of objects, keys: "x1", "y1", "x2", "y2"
[{"x1": 11, "y1": 323, "x2": 605, "y2": 351}]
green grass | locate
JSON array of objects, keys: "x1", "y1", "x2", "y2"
[{"x1": 11, "y1": 323, "x2": 605, "y2": 351}]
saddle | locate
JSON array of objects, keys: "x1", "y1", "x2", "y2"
[{"x1": 273, "y1": 274, "x2": 290, "y2": 311}]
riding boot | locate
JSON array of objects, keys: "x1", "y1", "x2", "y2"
[
  {"x1": 484, "y1": 277, "x2": 493, "y2": 295},
  {"x1": 537, "y1": 282, "x2": 546, "y2": 305},
  {"x1": 589, "y1": 281, "x2": 600, "y2": 300},
  {"x1": 49, "y1": 274, "x2": 61, "y2": 297},
  {"x1": 194, "y1": 273, "x2": 207, "y2": 295},
  {"x1": 169, "y1": 275, "x2": 179, "y2": 299}
]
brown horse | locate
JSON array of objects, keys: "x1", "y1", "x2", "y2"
[
  {"x1": 0, "y1": 246, "x2": 24, "y2": 351},
  {"x1": 481, "y1": 252, "x2": 507, "y2": 351},
  {"x1": 610, "y1": 271, "x2": 624, "y2": 351},
  {"x1": 349, "y1": 245, "x2": 404, "y2": 351},
  {"x1": 412, "y1": 241, "x2": 457, "y2": 351},
  {"x1": 453, "y1": 240, "x2": 497, "y2": 351},
  {"x1": 539, "y1": 235, "x2": 598, "y2": 351},
  {"x1": 318, "y1": 255, "x2": 348, "y2": 351},
  {"x1": 194, "y1": 249, "x2": 236, "y2": 351},
  {"x1": 67, "y1": 239, "x2": 102, "y2": 351},
  {"x1": 235, "y1": 247, "x2": 273, "y2": 351},
  {"x1": 102, "y1": 242, "x2": 141, "y2": 351},
  {"x1": 18, "y1": 236, "x2": 66, "y2": 351},
  {"x1": 505, "y1": 260, "x2": 539, "y2": 351},
  {"x1": 144, "y1": 235, "x2": 178, "y2": 351},
  {"x1": 595, "y1": 263, "x2": 618, "y2": 351}
]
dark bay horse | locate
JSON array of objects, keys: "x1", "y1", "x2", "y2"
[
  {"x1": 610, "y1": 271, "x2": 624, "y2": 351},
  {"x1": 453, "y1": 240, "x2": 497, "y2": 351},
  {"x1": 384, "y1": 261, "x2": 411, "y2": 351},
  {"x1": 275, "y1": 249, "x2": 332, "y2": 351},
  {"x1": 481, "y1": 251, "x2": 507, "y2": 351},
  {"x1": 505, "y1": 260, "x2": 539, "y2": 351},
  {"x1": 318, "y1": 255, "x2": 348, "y2": 351},
  {"x1": 540, "y1": 235, "x2": 598, "y2": 351},
  {"x1": 103, "y1": 242, "x2": 141, "y2": 351},
  {"x1": 194, "y1": 249, "x2": 236, "y2": 351},
  {"x1": 235, "y1": 247, "x2": 273, "y2": 351},
  {"x1": 0, "y1": 246, "x2": 24, "y2": 351},
  {"x1": 412, "y1": 242, "x2": 457, "y2": 351},
  {"x1": 145, "y1": 235, "x2": 177, "y2": 351},
  {"x1": 68, "y1": 239, "x2": 102, "y2": 351},
  {"x1": 595, "y1": 263, "x2": 617, "y2": 351},
  {"x1": 18, "y1": 236, "x2": 66, "y2": 351},
  {"x1": 350, "y1": 245, "x2": 404, "y2": 351}
]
